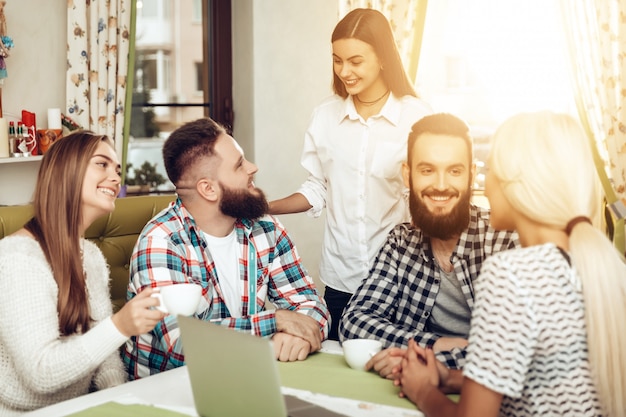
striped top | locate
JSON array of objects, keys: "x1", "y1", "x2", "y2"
[{"x1": 464, "y1": 243, "x2": 603, "y2": 416}]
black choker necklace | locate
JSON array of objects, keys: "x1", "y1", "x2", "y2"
[{"x1": 355, "y1": 90, "x2": 390, "y2": 106}]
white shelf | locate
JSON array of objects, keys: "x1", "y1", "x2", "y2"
[
  {"x1": 0, "y1": 155, "x2": 43, "y2": 164},
  {"x1": 0, "y1": 157, "x2": 42, "y2": 205}
]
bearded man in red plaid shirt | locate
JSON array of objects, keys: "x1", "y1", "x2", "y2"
[{"x1": 124, "y1": 118, "x2": 329, "y2": 380}]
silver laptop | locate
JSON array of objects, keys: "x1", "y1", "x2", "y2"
[{"x1": 177, "y1": 315, "x2": 348, "y2": 417}]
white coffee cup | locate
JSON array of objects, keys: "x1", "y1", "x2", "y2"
[
  {"x1": 152, "y1": 283, "x2": 202, "y2": 316},
  {"x1": 342, "y1": 339, "x2": 383, "y2": 371}
]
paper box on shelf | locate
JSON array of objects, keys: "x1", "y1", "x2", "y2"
[{"x1": 36, "y1": 129, "x2": 63, "y2": 154}]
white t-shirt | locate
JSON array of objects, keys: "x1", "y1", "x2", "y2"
[
  {"x1": 464, "y1": 243, "x2": 602, "y2": 416},
  {"x1": 203, "y1": 229, "x2": 242, "y2": 317},
  {"x1": 297, "y1": 93, "x2": 432, "y2": 292}
]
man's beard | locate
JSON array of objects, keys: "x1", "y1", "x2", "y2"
[
  {"x1": 219, "y1": 182, "x2": 269, "y2": 220},
  {"x1": 409, "y1": 180, "x2": 471, "y2": 240}
]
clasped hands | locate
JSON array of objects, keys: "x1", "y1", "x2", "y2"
[
  {"x1": 365, "y1": 337, "x2": 465, "y2": 404},
  {"x1": 365, "y1": 336, "x2": 466, "y2": 379},
  {"x1": 391, "y1": 339, "x2": 450, "y2": 404},
  {"x1": 365, "y1": 340, "x2": 449, "y2": 405},
  {"x1": 272, "y1": 309, "x2": 323, "y2": 362}
]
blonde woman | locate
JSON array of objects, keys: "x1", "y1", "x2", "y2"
[{"x1": 396, "y1": 111, "x2": 626, "y2": 416}]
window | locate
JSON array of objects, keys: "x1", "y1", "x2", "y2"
[
  {"x1": 194, "y1": 61, "x2": 204, "y2": 93},
  {"x1": 138, "y1": 0, "x2": 158, "y2": 18},
  {"x1": 127, "y1": 0, "x2": 232, "y2": 193},
  {"x1": 192, "y1": 0, "x2": 202, "y2": 23},
  {"x1": 415, "y1": 0, "x2": 575, "y2": 194},
  {"x1": 136, "y1": 50, "x2": 171, "y2": 93}
]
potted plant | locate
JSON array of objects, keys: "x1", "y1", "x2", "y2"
[{"x1": 125, "y1": 161, "x2": 166, "y2": 193}]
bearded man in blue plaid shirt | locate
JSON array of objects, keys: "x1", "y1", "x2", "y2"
[
  {"x1": 124, "y1": 118, "x2": 329, "y2": 380},
  {"x1": 340, "y1": 113, "x2": 518, "y2": 378}
]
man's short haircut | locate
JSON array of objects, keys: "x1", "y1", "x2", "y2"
[
  {"x1": 407, "y1": 113, "x2": 473, "y2": 165},
  {"x1": 162, "y1": 117, "x2": 226, "y2": 185}
]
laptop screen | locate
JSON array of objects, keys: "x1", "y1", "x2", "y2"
[{"x1": 177, "y1": 315, "x2": 347, "y2": 417}]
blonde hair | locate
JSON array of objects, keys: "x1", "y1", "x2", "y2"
[{"x1": 489, "y1": 111, "x2": 626, "y2": 416}]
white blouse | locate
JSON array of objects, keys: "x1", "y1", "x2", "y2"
[{"x1": 297, "y1": 93, "x2": 432, "y2": 292}]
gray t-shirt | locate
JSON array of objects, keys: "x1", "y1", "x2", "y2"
[{"x1": 427, "y1": 266, "x2": 471, "y2": 338}]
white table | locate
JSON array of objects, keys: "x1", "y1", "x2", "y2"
[
  {"x1": 23, "y1": 341, "x2": 423, "y2": 417},
  {"x1": 22, "y1": 366, "x2": 196, "y2": 416}
]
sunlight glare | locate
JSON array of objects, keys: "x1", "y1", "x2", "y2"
[{"x1": 417, "y1": 0, "x2": 574, "y2": 128}]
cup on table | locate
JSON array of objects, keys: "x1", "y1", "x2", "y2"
[
  {"x1": 152, "y1": 283, "x2": 202, "y2": 316},
  {"x1": 342, "y1": 339, "x2": 383, "y2": 371}
]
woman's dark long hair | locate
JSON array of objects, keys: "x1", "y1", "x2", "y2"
[{"x1": 331, "y1": 8, "x2": 417, "y2": 99}]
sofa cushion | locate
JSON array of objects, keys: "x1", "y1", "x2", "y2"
[{"x1": 0, "y1": 194, "x2": 176, "y2": 312}]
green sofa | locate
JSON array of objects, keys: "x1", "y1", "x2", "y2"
[{"x1": 0, "y1": 194, "x2": 176, "y2": 312}]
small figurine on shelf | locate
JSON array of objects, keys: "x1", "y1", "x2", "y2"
[{"x1": 0, "y1": 1, "x2": 13, "y2": 82}]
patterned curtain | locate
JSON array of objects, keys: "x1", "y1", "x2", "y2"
[
  {"x1": 66, "y1": 0, "x2": 132, "y2": 159},
  {"x1": 338, "y1": 0, "x2": 427, "y2": 83},
  {"x1": 560, "y1": 0, "x2": 626, "y2": 255}
]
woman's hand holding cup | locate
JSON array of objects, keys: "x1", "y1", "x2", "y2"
[{"x1": 112, "y1": 288, "x2": 166, "y2": 337}]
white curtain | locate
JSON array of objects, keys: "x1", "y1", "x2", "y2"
[
  {"x1": 560, "y1": 0, "x2": 626, "y2": 255},
  {"x1": 66, "y1": 0, "x2": 132, "y2": 158},
  {"x1": 338, "y1": 0, "x2": 427, "y2": 82}
]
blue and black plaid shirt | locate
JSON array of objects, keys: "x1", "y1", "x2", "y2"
[{"x1": 339, "y1": 204, "x2": 518, "y2": 369}]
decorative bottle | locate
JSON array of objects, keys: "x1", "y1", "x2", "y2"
[
  {"x1": 8, "y1": 121, "x2": 18, "y2": 157},
  {"x1": 0, "y1": 118, "x2": 7, "y2": 158},
  {"x1": 16, "y1": 122, "x2": 26, "y2": 156},
  {"x1": 20, "y1": 122, "x2": 31, "y2": 157}
]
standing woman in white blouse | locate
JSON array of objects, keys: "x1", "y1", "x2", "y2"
[
  {"x1": 0, "y1": 132, "x2": 165, "y2": 416},
  {"x1": 269, "y1": 8, "x2": 432, "y2": 340}
]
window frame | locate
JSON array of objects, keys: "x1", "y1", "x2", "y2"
[
  {"x1": 130, "y1": 0, "x2": 232, "y2": 128},
  {"x1": 125, "y1": 0, "x2": 233, "y2": 192}
]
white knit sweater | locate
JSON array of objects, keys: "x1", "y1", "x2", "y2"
[{"x1": 0, "y1": 236, "x2": 128, "y2": 416}]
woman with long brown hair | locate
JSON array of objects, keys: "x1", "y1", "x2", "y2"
[{"x1": 0, "y1": 131, "x2": 164, "y2": 415}]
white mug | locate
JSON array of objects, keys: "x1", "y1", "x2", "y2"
[
  {"x1": 152, "y1": 283, "x2": 202, "y2": 316},
  {"x1": 342, "y1": 339, "x2": 383, "y2": 371}
]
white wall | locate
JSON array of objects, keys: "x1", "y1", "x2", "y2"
[
  {"x1": 1, "y1": 0, "x2": 66, "y2": 122},
  {"x1": 232, "y1": 1, "x2": 338, "y2": 291},
  {"x1": 0, "y1": 0, "x2": 65, "y2": 205}
]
